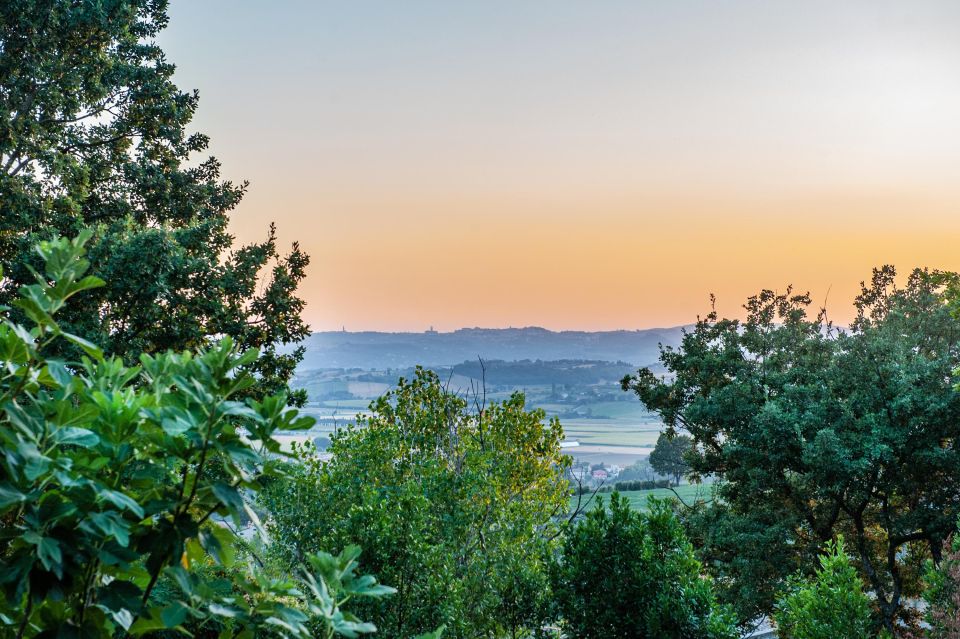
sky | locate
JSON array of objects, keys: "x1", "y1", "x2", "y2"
[{"x1": 161, "y1": 1, "x2": 960, "y2": 332}]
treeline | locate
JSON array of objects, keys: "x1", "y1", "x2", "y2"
[
  {"x1": 573, "y1": 479, "x2": 674, "y2": 495},
  {"x1": 451, "y1": 358, "x2": 636, "y2": 386}
]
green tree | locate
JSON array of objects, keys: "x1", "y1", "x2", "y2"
[
  {"x1": 0, "y1": 1, "x2": 309, "y2": 404},
  {"x1": 622, "y1": 269, "x2": 960, "y2": 630},
  {"x1": 774, "y1": 537, "x2": 873, "y2": 639},
  {"x1": 264, "y1": 369, "x2": 571, "y2": 638},
  {"x1": 0, "y1": 234, "x2": 397, "y2": 638},
  {"x1": 648, "y1": 432, "x2": 692, "y2": 485},
  {"x1": 551, "y1": 493, "x2": 737, "y2": 639}
]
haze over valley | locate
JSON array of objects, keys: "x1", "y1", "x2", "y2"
[{"x1": 287, "y1": 326, "x2": 686, "y2": 468}]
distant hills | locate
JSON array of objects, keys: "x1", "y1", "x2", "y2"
[{"x1": 294, "y1": 326, "x2": 689, "y2": 370}]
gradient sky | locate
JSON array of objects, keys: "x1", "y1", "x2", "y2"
[{"x1": 160, "y1": 1, "x2": 960, "y2": 331}]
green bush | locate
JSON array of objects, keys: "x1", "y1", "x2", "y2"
[
  {"x1": 774, "y1": 537, "x2": 873, "y2": 639},
  {"x1": 0, "y1": 234, "x2": 401, "y2": 638},
  {"x1": 552, "y1": 492, "x2": 737, "y2": 639},
  {"x1": 264, "y1": 368, "x2": 570, "y2": 638}
]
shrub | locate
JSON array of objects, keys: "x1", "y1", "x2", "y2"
[
  {"x1": 552, "y1": 492, "x2": 737, "y2": 639},
  {"x1": 0, "y1": 234, "x2": 399, "y2": 638},
  {"x1": 774, "y1": 537, "x2": 873, "y2": 639}
]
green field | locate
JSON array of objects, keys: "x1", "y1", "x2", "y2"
[
  {"x1": 317, "y1": 399, "x2": 372, "y2": 410},
  {"x1": 582, "y1": 401, "x2": 658, "y2": 420},
  {"x1": 570, "y1": 483, "x2": 716, "y2": 513},
  {"x1": 560, "y1": 421, "x2": 661, "y2": 447}
]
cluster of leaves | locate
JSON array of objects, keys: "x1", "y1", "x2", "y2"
[
  {"x1": 773, "y1": 537, "x2": 873, "y2": 639},
  {"x1": 0, "y1": 234, "x2": 394, "y2": 638},
  {"x1": 552, "y1": 492, "x2": 737, "y2": 639},
  {"x1": 0, "y1": 0, "x2": 309, "y2": 405},
  {"x1": 264, "y1": 368, "x2": 571, "y2": 638},
  {"x1": 623, "y1": 268, "x2": 960, "y2": 630}
]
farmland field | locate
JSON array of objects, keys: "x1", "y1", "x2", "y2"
[
  {"x1": 570, "y1": 482, "x2": 717, "y2": 513},
  {"x1": 559, "y1": 421, "x2": 661, "y2": 447}
]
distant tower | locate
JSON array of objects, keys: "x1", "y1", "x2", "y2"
[{"x1": 426, "y1": 325, "x2": 438, "y2": 335}]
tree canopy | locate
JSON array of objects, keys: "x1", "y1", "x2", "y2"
[
  {"x1": 649, "y1": 432, "x2": 692, "y2": 485},
  {"x1": 551, "y1": 492, "x2": 737, "y2": 639},
  {"x1": 0, "y1": 0, "x2": 309, "y2": 403},
  {"x1": 623, "y1": 268, "x2": 960, "y2": 630},
  {"x1": 264, "y1": 369, "x2": 571, "y2": 638}
]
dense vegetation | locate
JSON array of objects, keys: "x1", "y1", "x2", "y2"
[
  {"x1": 624, "y1": 271, "x2": 960, "y2": 632},
  {"x1": 265, "y1": 369, "x2": 570, "y2": 637},
  {"x1": 552, "y1": 493, "x2": 737, "y2": 639},
  {"x1": 0, "y1": 0, "x2": 310, "y2": 405},
  {"x1": 0, "y1": 235, "x2": 396, "y2": 637},
  {"x1": 5, "y1": 2, "x2": 960, "y2": 638},
  {"x1": 773, "y1": 538, "x2": 873, "y2": 639}
]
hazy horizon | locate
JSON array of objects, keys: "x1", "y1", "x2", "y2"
[
  {"x1": 161, "y1": 1, "x2": 960, "y2": 332},
  {"x1": 309, "y1": 324, "x2": 692, "y2": 334}
]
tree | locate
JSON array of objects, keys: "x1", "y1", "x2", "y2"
[
  {"x1": 0, "y1": 1, "x2": 309, "y2": 404},
  {"x1": 774, "y1": 538, "x2": 873, "y2": 639},
  {"x1": 551, "y1": 493, "x2": 737, "y2": 639},
  {"x1": 616, "y1": 458, "x2": 657, "y2": 483},
  {"x1": 649, "y1": 432, "x2": 692, "y2": 485},
  {"x1": 263, "y1": 369, "x2": 571, "y2": 638},
  {"x1": 622, "y1": 269, "x2": 960, "y2": 630},
  {"x1": 0, "y1": 234, "x2": 400, "y2": 638}
]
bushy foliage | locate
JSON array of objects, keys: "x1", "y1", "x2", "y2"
[
  {"x1": 623, "y1": 269, "x2": 960, "y2": 629},
  {"x1": 0, "y1": 1, "x2": 309, "y2": 404},
  {"x1": 0, "y1": 234, "x2": 393, "y2": 638},
  {"x1": 774, "y1": 538, "x2": 873, "y2": 639},
  {"x1": 552, "y1": 493, "x2": 737, "y2": 639},
  {"x1": 264, "y1": 369, "x2": 571, "y2": 638}
]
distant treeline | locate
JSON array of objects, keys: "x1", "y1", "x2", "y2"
[
  {"x1": 451, "y1": 359, "x2": 636, "y2": 386},
  {"x1": 574, "y1": 479, "x2": 674, "y2": 495}
]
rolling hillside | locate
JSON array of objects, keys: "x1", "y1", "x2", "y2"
[{"x1": 294, "y1": 326, "x2": 688, "y2": 370}]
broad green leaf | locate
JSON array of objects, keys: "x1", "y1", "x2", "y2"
[
  {"x1": 199, "y1": 525, "x2": 236, "y2": 567},
  {"x1": 212, "y1": 482, "x2": 244, "y2": 512},
  {"x1": 98, "y1": 489, "x2": 146, "y2": 518},
  {"x1": 0, "y1": 483, "x2": 26, "y2": 511},
  {"x1": 63, "y1": 332, "x2": 104, "y2": 361},
  {"x1": 208, "y1": 602, "x2": 241, "y2": 618},
  {"x1": 37, "y1": 537, "x2": 63, "y2": 576},
  {"x1": 52, "y1": 426, "x2": 99, "y2": 447},
  {"x1": 161, "y1": 602, "x2": 189, "y2": 629}
]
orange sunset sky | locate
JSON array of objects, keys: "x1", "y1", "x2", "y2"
[{"x1": 161, "y1": 1, "x2": 960, "y2": 331}]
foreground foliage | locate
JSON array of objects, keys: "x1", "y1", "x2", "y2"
[
  {"x1": 552, "y1": 493, "x2": 737, "y2": 639},
  {"x1": 623, "y1": 268, "x2": 960, "y2": 629},
  {"x1": 0, "y1": 234, "x2": 393, "y2": 637},
  {"x1": 265, "y1": 369, "x2": 570, "y2": 638},
  {"x1": 774, "y1": 538, "x2": 873, "y2": 639},
  {"x1": 0, "y1": 0, "x2": 310, "y2": 404}
]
